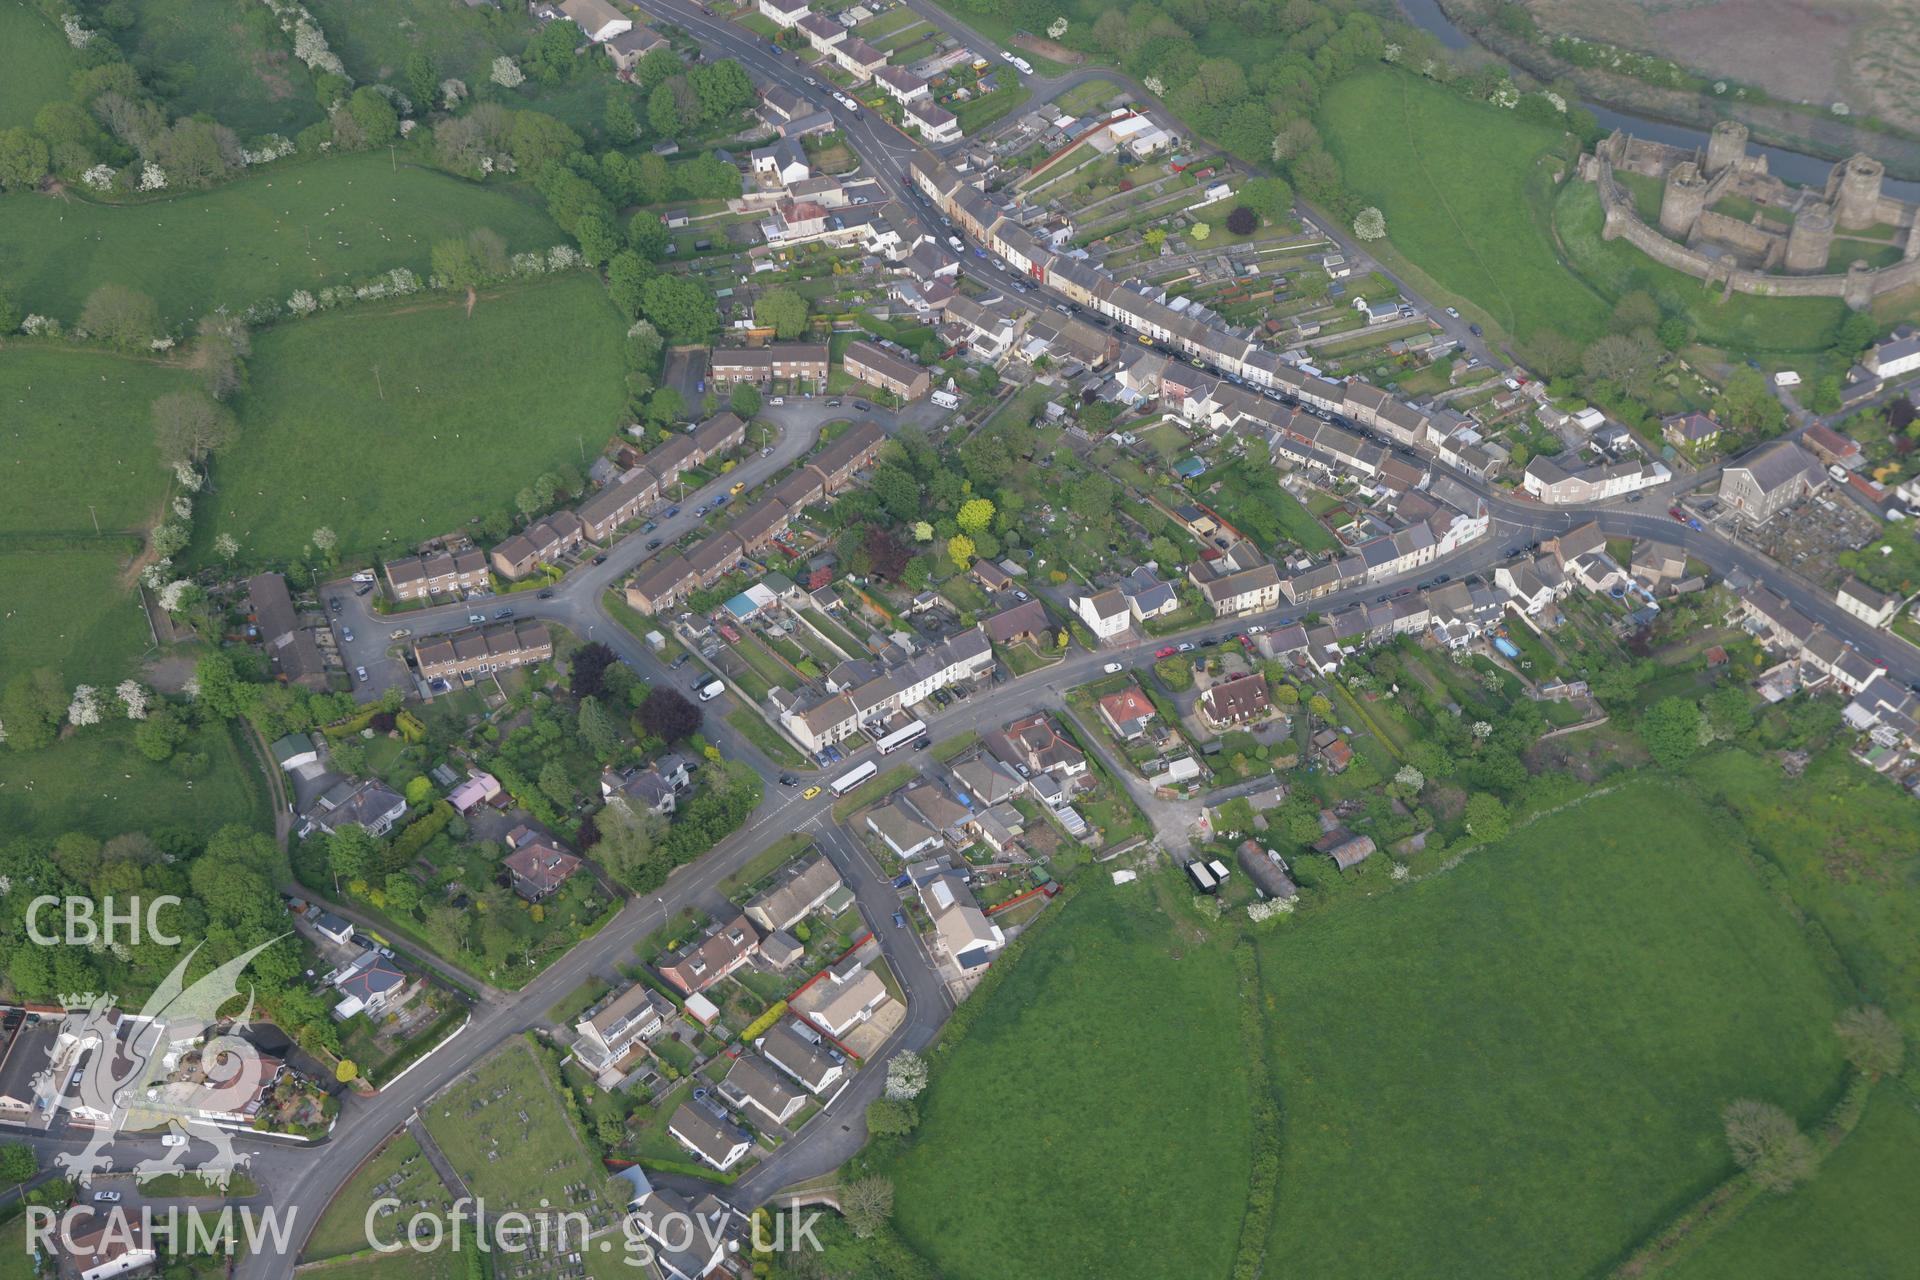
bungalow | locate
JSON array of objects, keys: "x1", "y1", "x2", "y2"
[
  {"x1": 911, "y1": 856, "x2": 1003, "y2": 970},
  {"x1": 743, "y1": 854, "x2": 843, "y2": 933},
  {"x1": 842, "y1": 339, "x2": 931, "y2": 400},
  {"x1": 759, "y1": 1019, "x2": 844, "y2": 1094},
  {"x1": 502, "y1": 839, "x2": 581, "y2": 901},
  {"x1": 447, "y1": 770, "x2": 502, "y2": 814},
  {"x1": 668, "y1": 1103, "x2": 753, "y2": 1172},
  {"x1": 718, "y1": 1053, "x2": 807, "y2": 1127},
  {"x1": 300, "y1": 778, "x2": 408, "y2": 839},
  {"x1": 866, "y1": 801, "x2": 942, "y2": 860},
  {"x1": 798, "y1": 962, "x2": 889, "y2": 1037},
  {"x1": 658, "y1": 913, "x2": 760, "y2": 995},
  {"x1": 1199, "y1": 672, "x2": 1271, "y2": 728},
  {"x1": 950, "y1": 756, "x2": 1023, "y2": 808},
  {"x1": 1097, "y1": 685, "x2": 1157, "y2": 741},
  {"x1": 983, "y1": 598, "x2": 1051, "y2": 647},
  {"x1": 331, "y1": 951, "x2": 408, "y2": 1020}
]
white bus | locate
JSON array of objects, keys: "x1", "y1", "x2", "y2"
[
  {"x1": 873, "y1": 718, "x2": 927, "y2": 756},
  {"x1": 830, "y1": 761, "x2": 878, "y2": 796}
]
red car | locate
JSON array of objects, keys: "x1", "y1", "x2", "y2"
[{"x1": 1154, "y1": 646, "x2": 1177, "y2": 659}]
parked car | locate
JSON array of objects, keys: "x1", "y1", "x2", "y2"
[
  {"x1": 354, "y1": 666, "x2": 369, "y2": 683},
  {"x1": 537, "y1": 590, "x2": 554, "y2": 600},
  {"x1": 666, "y1": 506, "x2": 680, "y2": 518},
  {"x1": 355, "y1": 583, "x2": 373, "y2": 596},
  {"x1": 1013, "y1": 589, "x2": 1030, "y2": 601},
  {"x1": 468, "y1": 613, "x2": 485, "y2": 624},
  {"x1": 1176, "y1": 641, "x2": 1195, "y2": 652},
  {"x1": 826, "y1": 399, "x2": 841, "y2": 407},
  {"x1": 1155, "y1": 646, "x2": 1176, "y2": 658},
  {"x1": 494, "y1": 608, "x2": 513, "y2": 619},
  {"x1": 161, "y1": 1134, "x2": 187, "y2": 1148},
  {"x1": 340, "y1": 626, "x2": 354, "y2": 642},
  {"x1": 93, "y1": 1191, "x2": 121, "y2": 1204},
  {"x1": 1246, "y1": 624, "x2": 1266, "y2": 635},
  {"x1": 1626, "y1": 493, "x2": 1644, "y2": 503},
  {"x1": 646, "y1": 538, "x2": 663, "y2": 550},
  {"x1": 854, "y1": 400, "x2": 871, "y2": 411},
  {"x1": 329, "y1": 598, "x2": 342, "y2": 612},
  {"x1": 893, "y1": 911, "x2": 907, "y2": 929},
  {"x1": 642, "y1": 520, "x2": 657, "y2": 533},
  {"x1": 389, "y1": 629, "x2": 410, "y2": 640},
  {"x1": 1445, "y1": 306, "x2": 1460, "y2": 318},
  {"x1": 592, "y1": 553, "x2": 607, "y2": 565},
  {"x1": 1102, "y1": 662, "x2": 1124, "y2": 674}
]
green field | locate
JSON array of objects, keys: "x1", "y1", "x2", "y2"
[
  {"x1": 1318, "y1": 70, "x2": 1605, "y2": 345},
  {"x1": 308, "y1": 0, "x2": 521, "y2": 87},
  {"x1": 0, "y1": 718, "x2": 268, "y2": 840},
  {"x1": 0, "y1": 345, "x2": 202, "y2": 685},
  {"x1": 0, "y1": 152, "x2": 559, "y2": 325},
  {"x1": 0, "y1": 0, "x2": 80, "y2": 129},
  {"x1": 1666, "y1": 1087, "x2": 1920, "y2": 1280},
  {"x1": 1259, "y1": 779, "x2": 1847, "y2": 1279},
  {"x1": 1552, "y1": 182, "x2": 1853, "y2": 355},
  {"x1": 202, "y1": 272, "x2": 628, "y2": 564},
  {"x1": 111, "y1": 0, "x2": 322, "y2": 137},
  {"x1": 884, "y1": 880, "x2": 1254, "y2": 1280}
]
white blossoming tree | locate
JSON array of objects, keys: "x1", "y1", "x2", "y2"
[
  {"x1": 138, "y1": 163, "x2": 168, "y2": 192},
  {"x1": 884, "y1": 1051, "x2": 929, "y2": 1100},
  {"x1": 158, "y1": 579, "x2": 195, "y2": 613},
  {"x1": 82, "y1": 164, "x2": 115, "y2": 190},
  {"x1": 68, "y1": 685, "x2": 103, "y2": 727},
  {"x1": 172, "y1": 460, "x2": 203, "y2": 491},
  {"x1": 288, "y1": 290, "x2": 318, "y2": 315},
  {"x1": 1143, "y1": 75, "x2": 1164, "y2": 95},
  {"x1": 440, "y1": 78, "x2": 468, "y2": 109},
  {"x1": 1470, "y1": 719, "x2": 1493, "y2": 742},
  {"x1": 140, "y1": 559, "x2": 173, "y2": 591},
  {"x1": 116, "y1": 681, "x2": 150, "y2": 721},
  {"x1": 1394, "y1": 764, "x2": 1425, "y2": 793},
  {"x1": 171, "y1": 495, "x2": 193, "y2": 521},
  {"x1": 1352, "y1": 206, "x2": 1387, "y2": 240},
  {"x1": 213, "y1": 532, "x2": 241, "y2": 561},
  {"x1": 1046, "y1": 16, "x2": 1068, "y2": 38},
  {"x1": 491, "y1": 56, "x2": 525, "y2": 88}
]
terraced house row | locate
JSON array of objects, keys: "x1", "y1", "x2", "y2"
[
  {"x1": 908, "y1": 154, "x2": 1524, "y2": 479},
  {"x1": 384, "y1": 412, "x2": 749, "y2": 597},
  {"x1": 625, "y1": 421, "x2": 887, "y2": 614}
]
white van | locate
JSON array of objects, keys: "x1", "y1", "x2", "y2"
[{"x1": 697, "y1": 678, "x2": 726, "y2": 702}]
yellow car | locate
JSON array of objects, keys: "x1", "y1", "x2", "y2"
[{"x1": 802, "y1": 785, "x2": 823, "y2": 800}]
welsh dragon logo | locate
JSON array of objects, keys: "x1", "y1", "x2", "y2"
[{"x1": 37, "y1": 937, "x2": 284, "y2": 1188}]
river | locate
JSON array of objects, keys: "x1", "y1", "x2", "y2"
[{"x1": 1394, "y1": 0, "x2": 1920, "y2": 200}]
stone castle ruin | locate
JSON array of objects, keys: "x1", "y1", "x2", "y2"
[{"x1": 1577, "y1": 121, "x2": 1920, "y2": 310}]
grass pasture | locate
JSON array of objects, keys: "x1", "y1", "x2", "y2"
[
  {"x1": 1665, "y1": 1086, "x2": 1920, "y2": 1280},
  {"x1": 111, "y1": 0, "x2": 322, "y2": 137},
  {"x1": 0, "y1": 718, "x2": 268, "y2": 841},
  {"x1": 1318, "y1": 70, "x2": 1607, "y2": 345},
  {"x1": 203, "y1": 272, "x2": 628, "y2": 564},
  {"x1": 0, "y1": 546, "x2": 152, "y2": 687},
  {"x1": 883, "y1": 879, "x2": 1253, "y2": 1280},
  {"x1": 308, "y1": 0, "x2": 521, "y2": 87},
  {"x1": 1259, "y1": 779, "x2": 1847, "y2": 1280},
  {"x1": 0, "y1": 152, "x2": 559, "y2": 325},
  {"x1": 0, "y1": 0, "x2": 80, "y2": 129}
]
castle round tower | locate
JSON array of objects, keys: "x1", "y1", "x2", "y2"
[
  {"x1": 1705, "y1": 121, "x2": 1748, "y2": 176},
  {"x1": 1659, "y1": 161, "x2": 1709, "y2": 238},
  {"x1": 1831, "y1": 154, "x2": 1885, "y2": 230},
  {"x1": 1784, "y1": 203, "x2": 1835, "y2": 272}
]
